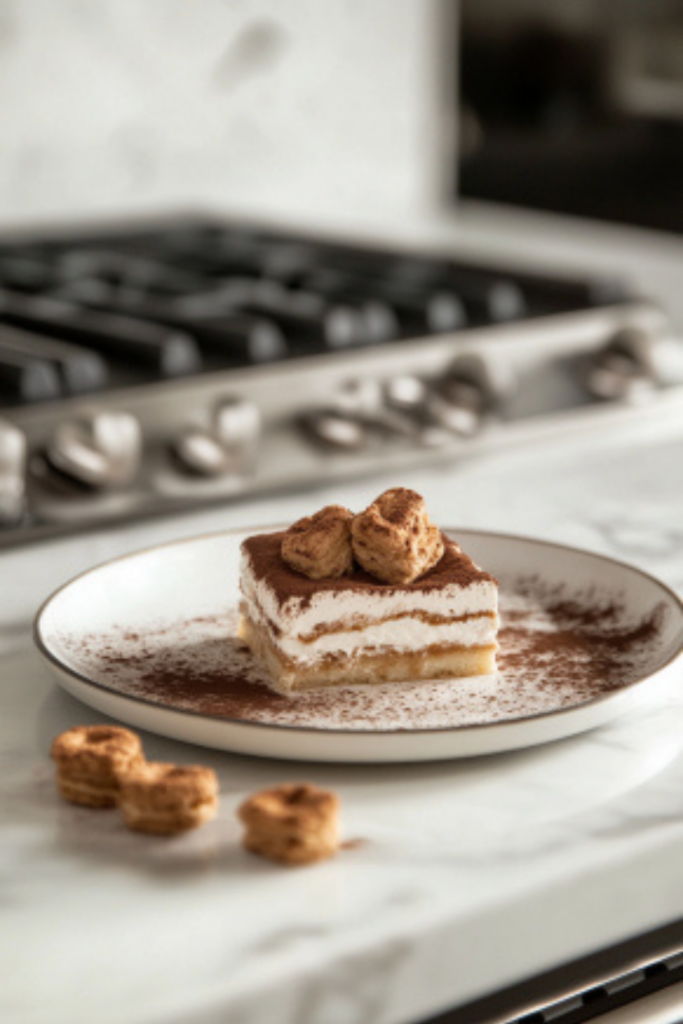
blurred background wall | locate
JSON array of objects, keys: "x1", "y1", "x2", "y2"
[
  {"x1": 0, "y1": 0, "x2": 453, "y2": 229},
  {"x1": 3, "y1": 0, "x2": 683, "y2": 237}
]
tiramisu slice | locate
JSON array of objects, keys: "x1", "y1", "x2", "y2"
[{"x1": 238, "y1": 489, "x2": 498, "y2": 692}]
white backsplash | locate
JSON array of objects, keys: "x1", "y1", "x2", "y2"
[{"x1": 0, "y1": 0, "x2": 452, "y2": 230}]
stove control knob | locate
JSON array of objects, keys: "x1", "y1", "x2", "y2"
[
  {"x1": 174, "y1": 396, "x2": 261, "y2": 477},
  {"x1": 586, "y1": 327, "x2": 661, "y2": 402},
  {"x1": 174, "y1": 429, "x2": 238, "y2": 477},
  {"x1": 0, "y1": 417, "x2": 27, "y2": 525},
  {"x1": 299, "y1": 409, "x2": 368, "y2": 451},
  {"x1": 46, "y1": 409, "x2": 142, "y2": 488},
  {"x1": 214, "y1": 396, "x2": 261, "y2": 465},
  {"x1": 427, "y1": 353, "x2": 514, "y2": 437},
  {"x1": 428, "y1": 376, "x2": 486, "y2": 438}
]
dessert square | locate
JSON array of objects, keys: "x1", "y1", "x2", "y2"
[{"x1": 238, "y1": 517, "x2": 498, "y2": 693}]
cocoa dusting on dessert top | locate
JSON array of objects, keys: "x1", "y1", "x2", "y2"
[
  {"x1": 370, "y1": 487, "x2": 419, "y2": 525},
  {"x1": 58, "y1": 580, "x2": 668, "y2": 732},
  {"x1": 244, "y1": 530, "x2": 494, "y2": 610}
]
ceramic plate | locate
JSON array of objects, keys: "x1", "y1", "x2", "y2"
[{"x1": 34, "y1": 528, "x2": 683, "y2": 762}]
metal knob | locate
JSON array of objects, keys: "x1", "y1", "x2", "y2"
[
  {"x1": 300, "y1": 402, "x2": 420, "y2": 452},
  {"x1": 0, "y1": 418, "x2": 27, "y2": 524},
  {"x1": 428, "y1": 376, "x2": 487, "y2": 438},
  {"x1": 384, "y1": 374, "x2": 454, "y2": 448},
  {"x1": 46, "y1": 409, "x2": 142, "y2": 488},
  {"x1": 384, "y1": 374, "x2": 429, "y2": 414},
  {"x1": 214, "y1": 396, "x2": 261, "y2": 460},
  {"x1": 174, "y1": 396, "x2": 261, "y2": 477},
  {"x1": 427, "y1": 354, "x2": 513, "y2": 439},
  {"x1": 585, "y1": 328, "x2": 658, "y2": 402},
  {"x1": 174, "y1": 430, "x2": 237, "y2": 477},
  {"x1": 319, "y1": 376, "x2": 421, "y2": 446},
  {"x1": 299, "y1": 409, "x2": 369, "y2": 451}
]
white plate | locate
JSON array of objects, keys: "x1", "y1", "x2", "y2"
[{"x1": 34, "y1": 528, "x2": 683, "y2": 762}]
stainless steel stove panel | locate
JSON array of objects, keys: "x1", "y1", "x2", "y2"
[{"x1": 0, "y1": 219, "x2": 678, "y2": 546}]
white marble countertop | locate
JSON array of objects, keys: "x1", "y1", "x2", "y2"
[{"x1": 3, "y1": 209, "x2": 683, "y2": 1024}]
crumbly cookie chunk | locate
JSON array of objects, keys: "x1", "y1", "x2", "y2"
[
  {"x1": 51, "y1": 725, "x2": 144, "y2": 808},
  {"x1": 351, "y1": 488, "x2": 444, "y2": 584},
  {"x1": 117, "y1": 762, "x2": 218, "y2": 836},
  {"x1": 238, "y1": 783, "x2": 339, "y2": 865},
  {"x1": 281, "y1": 505, "x2": 354, "y2": 580}
]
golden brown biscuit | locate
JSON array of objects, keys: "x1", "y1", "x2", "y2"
[
  {"x1": 281, "y1": 505, "x2": 354, "y2": 580},
  {"x1": 351, "y1": 487, "x2": 444, "y2": 584},
  {"x1": 238, "y1": 783, "x2": 340, "y2": 865},
  {"x1": 51, "y1": 725, "x2": 144, "y2": 808},
  {"x1": 117, "y1": 762, "x2": 218, "y2": 836}
]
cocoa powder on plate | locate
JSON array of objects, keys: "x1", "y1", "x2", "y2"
[{"x1": 57, "y1": 578, "x2": 668, "y2": 732}]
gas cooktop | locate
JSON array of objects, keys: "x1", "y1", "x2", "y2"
[{"x1": 0, "y1": 216, "x2": 675, "y2": 546}]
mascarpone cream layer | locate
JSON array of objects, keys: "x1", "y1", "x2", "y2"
[
  {"x1": 242, "y1": 598, "x2": 498, "y2": 664},
  {"x1": 239, "y1": 555, "x2": 498, "y2": 637}
]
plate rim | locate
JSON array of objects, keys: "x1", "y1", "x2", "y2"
[{"x1": 33, "y1": 525, "x2": 683, "y2": 740}]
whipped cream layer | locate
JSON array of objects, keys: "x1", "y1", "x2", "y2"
[
  {"x1": 242, "y1": 591, "x2": 497, "y2": 663},
  {"x1": 243, "y1": 565, "x2": 497, "y2": 631}
]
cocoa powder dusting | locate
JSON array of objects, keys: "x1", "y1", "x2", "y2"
[
  {"x1": 498, "y1": 607, "x2": 664, "y2": 701},
  {"x1": 243, "y1": 530, "x2": 495, "y2": 611},
  {"x1": 56, "y1": 579, "x2": 669, "y2": 732}
]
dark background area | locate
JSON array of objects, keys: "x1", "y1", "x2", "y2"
[{"x1": 458, "y1": 0, "x2": 683, "y2": 234}]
